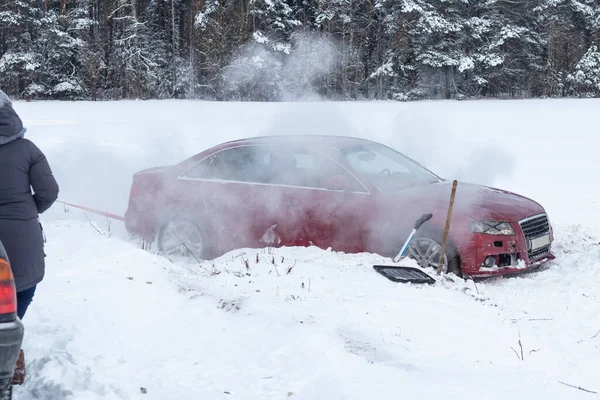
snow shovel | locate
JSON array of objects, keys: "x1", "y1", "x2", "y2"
[
  {"x1": 392, "y1": 213, "x2": 433, "y2": 263},
  {"x1": 373, "y1": 213, "x2": 436, "y2": 284}
]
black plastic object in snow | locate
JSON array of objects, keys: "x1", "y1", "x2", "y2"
[{"x1": 373, "y1": 265, "x2": 436, "y2": 284}]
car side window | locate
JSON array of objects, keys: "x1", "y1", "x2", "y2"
[
  {"x1": 187, "y1": 144, "x2": 367, "y2": 192},
  {"x1": 263, "y1": 146, "x2": 366, "y2": 192},
  {"x1": 203, "y1": 146, "x2": 270, "y2": 183},
  {"x1": 346, "y1": 150, "x2": 410, "y2": 175},
  {"x1": 180, "y1": 154, "x2": 218, "y2": 179}
]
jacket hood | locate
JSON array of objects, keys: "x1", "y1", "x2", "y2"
[{"x1": 0, "y1": 90, "x2": 26, "y2": 145}]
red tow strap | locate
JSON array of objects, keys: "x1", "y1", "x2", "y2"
[{"x1": 56, "y1": 201, "x2": 125, "y2": 221}]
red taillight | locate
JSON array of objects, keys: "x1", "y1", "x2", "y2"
[{"x1": 0, "y1": 259, "x2": 17, "y2": 315}]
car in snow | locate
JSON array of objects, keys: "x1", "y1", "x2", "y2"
[
  {"x1": 124, "y1": 135, "x2": 555, "y2": 278},
  {"x1": 0, "y1": 240, "x2": 24, "y2": 399}
]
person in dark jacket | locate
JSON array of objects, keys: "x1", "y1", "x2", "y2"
[{"x1": 0, "y1": 89, "x2": 59, "y2": 384}]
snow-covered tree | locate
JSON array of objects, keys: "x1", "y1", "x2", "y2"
[
  {"x1": 402, "y1": 0, "x2": 470, "y2": 99},
  {"x1": 0, "y1": 0, "x2": 44, "y2": 97},
  {"x1": 107, "y1": 0, "x2": 170, "y2": 98},
  {"x1": 35, "y1": 11, "x2": 86, "y2": 99},
  {"x1": 222, "y1": 0, "x2": 302, "y2": 100},
  {"x1": 567, "y1": 45, "x2": 600, "y2": 96},
  {"x1": 67, "y1": 0, "x2": 105, "y2": 100},
  {"x1": 535, "y1": 0, "x2": 600, "y2": 96},
  {"x1": 0, "y1": 0, "x2": 599, "y2": 100}
]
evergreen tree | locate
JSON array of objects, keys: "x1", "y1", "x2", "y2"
[
  {"x1": 36, "y1": 10, "x2": 86, "y2": 99},
  {"x1": 0, "y1": 0, "x2": 44, "y2": 97},
  {"x1": 568, "y1": 45, "x2": 600, "y2": 96},
  {"x1": 0, "y1": 0, "x2": 599, "y2": 101}
]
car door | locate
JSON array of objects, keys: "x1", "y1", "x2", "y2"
[
  {"x1": 252, "y1": 145, "x2": 372, "y2": 253},
  {"x1": 249, "y1": 146, "x2": 312, "y2": 249},
  {"x1": 338, "y1": 142, "x2": 442, "y2": 258},
  {"x1": 176, "y1": 145, "x2": 268, "y2": 255},
  {"x1": 297, "y1": 150, "x2": 372, "y2": 253}
]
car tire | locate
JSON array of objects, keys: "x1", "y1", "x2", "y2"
[
  {"x1": 157, "y1": 218, "x2": 213, "y2": 261},
  {"x1": 406, "y1": 229, "x2": 462, "y2": 276}
]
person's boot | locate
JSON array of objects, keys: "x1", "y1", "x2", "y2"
[{"x1": 12, "y1": 349, "x2": 25, "y2": 385}]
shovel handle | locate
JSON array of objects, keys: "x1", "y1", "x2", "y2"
[
  {"x1": 393, "y1": 213, "x2": 434, "y2": 263},
  {"x1": 414, "y1": 213, "x2": 433, "y2": 230},
  {"x1": 437, "y1": 180, "x2": 458, "y2": 275},
  {"x1": 393, "y1": 228, "x2": 416, "y2": 262}
]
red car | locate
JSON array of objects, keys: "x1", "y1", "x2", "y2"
[{"x1": 124, "y1": 135, "x2": 555, "y2": 278}]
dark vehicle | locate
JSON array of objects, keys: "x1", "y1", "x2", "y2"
[
  {"x1": 0, "y1": 240, "x2": 24, "y2": 399},
  {"x1": 125, "y1": 135, "x2": 554, "y2": 278}
]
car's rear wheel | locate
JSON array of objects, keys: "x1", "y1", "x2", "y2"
[
  {"x1": 157, "y1": 219, "x2": 212, "y2": 261},
  {"x1": 406, "y1": 232, "x2": 461, "y2": 276}
]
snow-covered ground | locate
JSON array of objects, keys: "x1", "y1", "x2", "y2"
[{"x1": 10, "y1": 99, "x2": 600, "y2": 399}]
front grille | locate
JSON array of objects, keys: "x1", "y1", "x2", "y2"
[
  {"x1": 520, "y1": 214, "x2": 549, "y2": 237},
  {"x1": 519, "y1": 214, "x2": 551, "y2": 259}
]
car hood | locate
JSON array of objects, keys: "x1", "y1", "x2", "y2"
[{"x1": 385, "y1": 180, "x2": 546, "y2": 222}]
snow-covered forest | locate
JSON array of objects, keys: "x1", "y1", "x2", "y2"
[{"x1": 1, "y1": 0, "x2": 599, "y2": 101}]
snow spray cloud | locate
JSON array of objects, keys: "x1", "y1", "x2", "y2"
[
  {"x1": 44, "y1": 115, "x2": 189, "y2": 222},
  {"x1": 386, "y1": 104, "x2": 517, "y2": 218},
  {"x1": 388, "y1": 105, "x2": 516, "y2": 185},
  {"x1": 222, "y1": 31, "x2": 342, "y2": 101},
  {"x1": 278, "y1": 31, "x2": 341, "y2": 101},
  {"x1": 257, "y1": 102, "x2": 360, "y2": 138}
]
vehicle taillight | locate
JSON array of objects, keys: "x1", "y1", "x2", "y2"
[{"x1": 0, "y1": 258, "x2": 17, "y2": 315}]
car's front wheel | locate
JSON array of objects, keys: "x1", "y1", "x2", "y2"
[
  {"x1": 406, "y1": 232, "x2": 461, "y2": 276},
  {"x1": 157, "y1": 219, "x2": 212, "y2": 261}
]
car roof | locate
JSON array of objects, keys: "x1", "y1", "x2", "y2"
[{"x1": 215, "y1": 134, "x2": 381, "y2": 154}]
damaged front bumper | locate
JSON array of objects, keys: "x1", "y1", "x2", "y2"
[{"x1": 463, "y1": 216, "x2": 555, "y2": 278}]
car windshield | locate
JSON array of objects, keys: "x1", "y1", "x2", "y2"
[{"x1": 340, "y1": 142, "x2": 441, "y2": 192}]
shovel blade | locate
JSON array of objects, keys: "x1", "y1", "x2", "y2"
[{"x1": 373, "y1": 265, "x2": 436, "y2": 284}]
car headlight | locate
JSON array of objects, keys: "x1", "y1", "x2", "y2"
[{"x1": 469, "y1": 221, "x2": 515, "y2": 235}]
